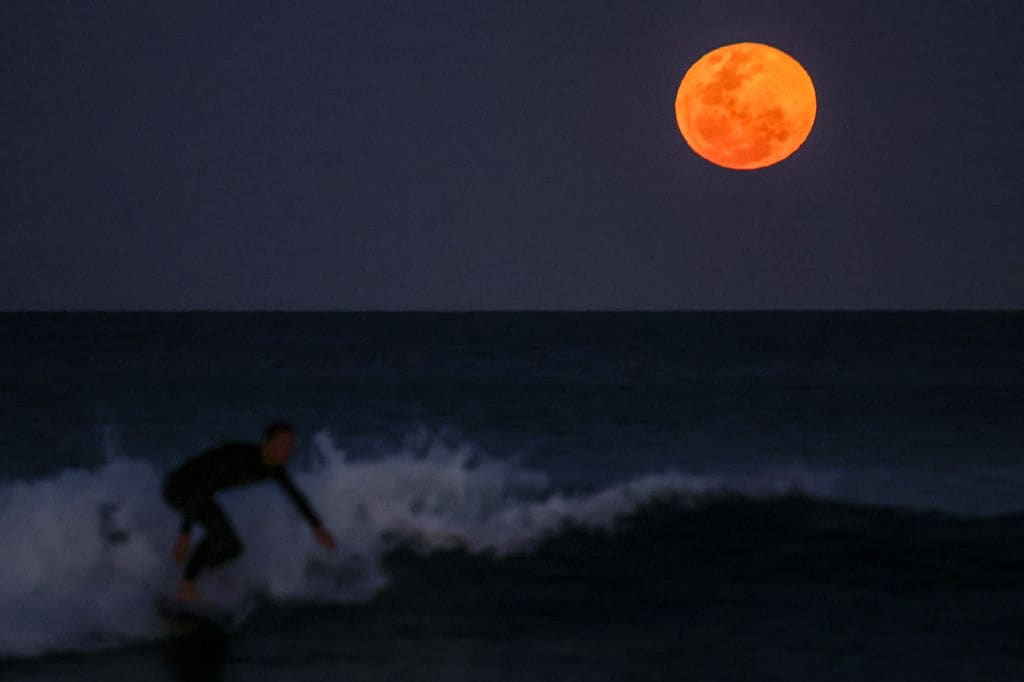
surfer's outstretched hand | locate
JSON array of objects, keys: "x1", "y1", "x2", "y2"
[
  {"x1": 313, "y1": 525, "x2": 336, "y2": 550},
  {"x1": 172, "y1": 532, "x2": 191, "y2": 563}
]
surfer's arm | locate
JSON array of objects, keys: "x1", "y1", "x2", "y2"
[
  {"x1": 172, "y1": 531, "x2": 191, "y2": 563},
  {"x1": 176, "y1": 495, "x2": 206, "y2": 533},
  {"x1": 274, "y1": 469, "x2": 323, "y2": 528},
  {"x1": 171, "y1": 496, "x2": 204, "y2": 564}
]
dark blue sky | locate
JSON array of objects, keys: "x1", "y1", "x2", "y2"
[{"x1": 3, "y1": 1, "x2": 1022, "y2": 310}]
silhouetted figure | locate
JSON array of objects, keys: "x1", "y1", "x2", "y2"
[{"x1": 162, "y1": 421, "x2": 335, "y2": 601}]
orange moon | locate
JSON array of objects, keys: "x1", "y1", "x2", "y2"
[{"x1": 675, "y1": 42, "x2": 816, "y2": 170}]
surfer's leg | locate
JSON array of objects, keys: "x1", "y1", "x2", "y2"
[{"x1": 184, "y1": 500, "x2": 244, "y2": 581}]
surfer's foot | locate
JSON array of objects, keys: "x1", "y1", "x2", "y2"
[{"x1": 176, "y1": 580, "x2": 200, "y2": 602}]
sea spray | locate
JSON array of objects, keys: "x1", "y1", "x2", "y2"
[{"x1": 0, "y1": 428, "x2": 842, "y2": 657}]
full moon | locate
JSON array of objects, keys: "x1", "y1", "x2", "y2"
[{"x1": 675, "y1": 42, "x2": 816, "y2": 170}]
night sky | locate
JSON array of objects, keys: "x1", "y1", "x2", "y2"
[{"x1": 3, "y1": 1, "x2": 1022, "y2": 310}]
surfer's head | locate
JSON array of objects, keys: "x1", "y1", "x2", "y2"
[{"x1": 261, "y1": 421, "x2": 295, "y2": 466}]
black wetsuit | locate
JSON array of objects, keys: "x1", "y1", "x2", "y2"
[{"x1": 162, "y1": 441, "x2": 322, "y2": 581}]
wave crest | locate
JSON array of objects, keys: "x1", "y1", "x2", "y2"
[{"x1": 0, "y1": 429, "x2": 839, "y2": 658}]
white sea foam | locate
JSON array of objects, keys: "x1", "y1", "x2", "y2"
[{"x1": 0, "y1": 428, "x2": 842, "y2": 658}]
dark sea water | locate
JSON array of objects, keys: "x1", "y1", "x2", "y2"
[{"x1": 3, "y1": 311, "x2": 1024, "y2": 680}]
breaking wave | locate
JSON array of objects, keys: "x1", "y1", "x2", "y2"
[{"x1": 0, "y1": 428, "x2": 923, "y2": 658}]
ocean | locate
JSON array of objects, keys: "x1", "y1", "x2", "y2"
[{"x1": 2, "y1": 311, "x2": 1024, "y2": 680}]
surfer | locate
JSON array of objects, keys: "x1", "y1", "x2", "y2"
[{"x1": 162, "y1": 421, "x2": 336, "y2": 601}]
